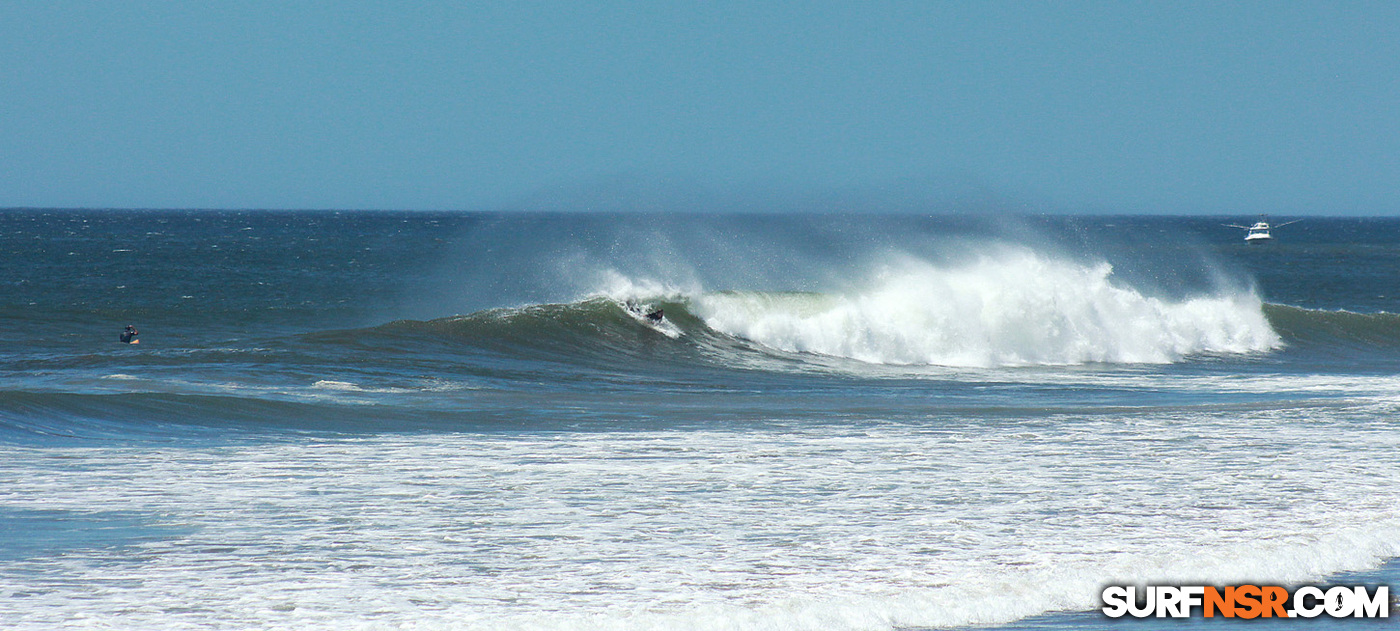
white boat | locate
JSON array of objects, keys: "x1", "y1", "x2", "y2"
[{"x1": 1225, "y1": 215, "x2": 1299, "y2": 243}]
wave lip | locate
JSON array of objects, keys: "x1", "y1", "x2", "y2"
[{"x1": 690, "y1": 250, "x2": 1281, "y2": 367}]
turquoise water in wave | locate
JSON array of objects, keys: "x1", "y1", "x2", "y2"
[{"x1": 1, "y1": 211, "x2": 1398, "y2": 630}]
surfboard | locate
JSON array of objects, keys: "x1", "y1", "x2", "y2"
[{"x1": 622, "y1": 302, "x2": 682, "y2": 338}]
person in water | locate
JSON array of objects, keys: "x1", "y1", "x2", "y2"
[
  {"x1": 625, "y1": 299, "x2": 664, "y2": 322},
  {"x1": 119, "y1": 324, "x2": 139, "y2": 344}
]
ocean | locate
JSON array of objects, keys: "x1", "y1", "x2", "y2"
[{"x1": 1, "y1": 210, "x2": 1397, "y2": 630}]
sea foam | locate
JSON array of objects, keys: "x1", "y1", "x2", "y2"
[
  {"x1": 690, "y1": 249, "x2": 1279, "y2": 367},
  {"x1": 6, "y1": 408, "x2": 1398, "y2": 631}
]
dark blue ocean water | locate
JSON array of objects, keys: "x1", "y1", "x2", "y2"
[{"x1": 2, "y1": 210, "x2": 1398, "y2": 630}]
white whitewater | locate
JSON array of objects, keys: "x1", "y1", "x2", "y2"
[{"x1": 689, "y1": 249, "x2": 1279, "y2": 367}]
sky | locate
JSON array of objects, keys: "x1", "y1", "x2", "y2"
[{"x1": 1, "y1": 1, "x2": 1398, "y2": 214}]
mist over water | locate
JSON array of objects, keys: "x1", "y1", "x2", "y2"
[
  {"x1": 428, "y1": 214, "x2": 1280, "y2": 369},
  {"x1": 425, "y1": 213, "x2": 1278, "y2": 367}
]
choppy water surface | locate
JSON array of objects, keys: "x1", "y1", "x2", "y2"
[{"x1": 1, "y1": 211, "x2": 1398, "y2": 630}]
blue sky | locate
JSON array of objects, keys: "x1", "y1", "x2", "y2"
[{"x1": 2, "y1": 1, "x2": 1397, "y2": 214}]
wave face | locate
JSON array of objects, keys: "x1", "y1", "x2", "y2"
[
  {"x1": 688, "y1": 249, "x2": 1279, "y2": 367},
  {"x1": 352, "y1": 248, "x2": 1281, "y2": 372},
  {"x1": 1265, "y1": 304, "x2": 1400, "y2": 351}
]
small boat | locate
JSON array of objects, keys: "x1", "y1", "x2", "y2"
[{"x1": 1224, "y1": 215, "x2": 1299, "y2": 243}]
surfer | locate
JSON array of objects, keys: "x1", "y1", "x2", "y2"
[
  {"x1": 625, "y1": 300, "x2": 664, "y2": 322},
  {"x1": 119, "y1": 324, "x2": 139, "y2": 344}
]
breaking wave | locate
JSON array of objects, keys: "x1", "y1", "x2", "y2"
[
  {"x1": 363, "y1": 248, "x2": 1284, "y2": 370},
  {"x1": 688, "y1": 250, "x2": 1279, "y2": 367}
]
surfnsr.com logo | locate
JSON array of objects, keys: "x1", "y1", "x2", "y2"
[{"x1": 1101, "y1": 585, "x2": 1390, "y2": 619}]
